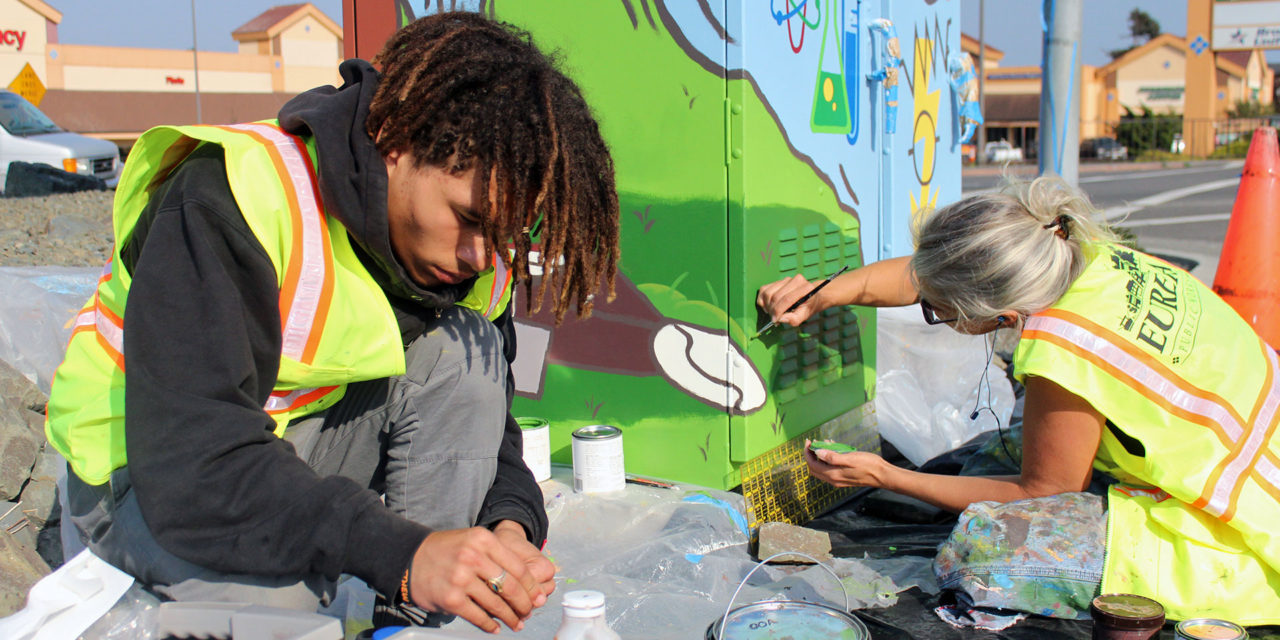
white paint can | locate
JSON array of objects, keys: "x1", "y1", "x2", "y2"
[
  {"x1": 516, "y1": 417, "x2": 551, "y2": 483},
  {"x1": 571, "y1": 425, "x2": 625, "y2": 493}
]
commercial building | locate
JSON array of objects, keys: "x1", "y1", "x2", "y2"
[
  {"x1": 962, "y1": 28, "x2": 1274, "y2": 158},
  {"x1": 1, "y1": 0, "x2": 341, "y2": 148}
]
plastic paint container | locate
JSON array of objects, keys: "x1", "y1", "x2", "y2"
[
  {"x1": 1089, "y1": 593, "x2": 1165, "y2": 640},
  {"x1": 1175, "y1": 618, "x2": 1248, "y2": 640},
  {"x1": 516, "y1": 416, "x2": 551, "y2": 482},
  {"x1": 704, "y1": 600, "x2": 869, "y2": 640},
  {"x1": 571, "y1": 425, "x2": 625, "y2": 493}
]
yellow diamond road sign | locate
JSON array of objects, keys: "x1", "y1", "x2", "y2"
[{"x1": 8, "y1": 63, "x2": 46, "y2": 106}]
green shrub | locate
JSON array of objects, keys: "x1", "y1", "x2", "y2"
[
  {"x1": 1134, "y1": 149, "x2": 1186, "y2": 163},
  {"x1": 1209, "y1": 137, "x2": 1251, "y2": 158}
]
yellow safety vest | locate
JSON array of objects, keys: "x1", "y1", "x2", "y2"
[
  {"x1": 46, "y1": 122, "x2": 512, "y2": 486},
  {"x1": 1013, "y1": 243, "x2": 1280, "y2": 624}
]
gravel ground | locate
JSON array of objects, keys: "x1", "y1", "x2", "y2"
[{"x1": 0, "y1": 190, "x2": 115, "y2": 267}]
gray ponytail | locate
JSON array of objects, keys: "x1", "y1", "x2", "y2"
[{"x1": 910, "y1": 175, "x2": 1118, "y2": 324}]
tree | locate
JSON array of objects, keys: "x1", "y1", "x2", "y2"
[
  {"x1": 1128, "y1": 9, "x2": 1161, "y2": 44},
  {"x1": 1114, "y1": 105, "x2": 1181, "y2": 156},
  {"x1": 1227, "y1": 99, "x2": 1277, "y2": 118},
  {"x1": 1110, "y1": 8, "x2": 1161, "y2": 59}
]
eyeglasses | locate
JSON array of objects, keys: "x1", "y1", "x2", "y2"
[{"x1": 920, "y1": 299, "x2": 957, "y2": 325}]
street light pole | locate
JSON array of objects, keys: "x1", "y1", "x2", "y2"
[
  {"x1": 191, "y1": 0, "x2": 203, "y2": 124},
  {"x1": 977, "y1": 0, "x2": 986, "y2": 165}
]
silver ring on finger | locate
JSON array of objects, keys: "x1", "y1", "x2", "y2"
[{"x1": 486, "y1": 569, "x2": 507, "y2": 595}]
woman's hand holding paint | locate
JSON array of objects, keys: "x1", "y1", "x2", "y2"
[{"x1": 804, "y1": 439, "x2": 894, "y2": 489}]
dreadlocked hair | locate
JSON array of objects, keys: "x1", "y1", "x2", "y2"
[{"x1": 367, "y1": 12, "x2": 620, "y2": 324}]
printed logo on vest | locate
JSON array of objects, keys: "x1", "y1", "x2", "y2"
[{"x1": 1110, "y1": 248, "x2": 1202, "y2": 363}]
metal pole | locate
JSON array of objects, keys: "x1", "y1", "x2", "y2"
[
  {"x1": 977, "y1": 0, "x2": 986, "y2": 165},
  {"x1": 1038, "y1": 0, "x2": 1081, "y2": 185},
  {"x1": 191, "y1": 0, "x2": 202, "y2": 124}
]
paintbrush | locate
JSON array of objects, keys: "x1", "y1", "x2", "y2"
[{"x1": 753, "y1": 265, "x2": 850, "y2": 339}]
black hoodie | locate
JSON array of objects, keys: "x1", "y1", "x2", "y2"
[{"x1": 122, "y1": 60, "x2": 547, "y2": 600}]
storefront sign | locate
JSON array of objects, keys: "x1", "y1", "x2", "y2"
[
  {"x1": 1212, "y1": 0, "x2": 1280, "y2": 50},
  {"x1": 1214, "y1": 25, "x2": 1280, "y2": 50},
  {"x1": 1138, "y1": 86, "x2": 1184, "y2": 101},
  {"x1": 1, "y1": 30, "x2": 27, "y2": 51}
]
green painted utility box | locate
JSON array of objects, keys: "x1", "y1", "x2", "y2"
[{"x1": 344, "y1": 0, "x2": 965, "y2": 489}]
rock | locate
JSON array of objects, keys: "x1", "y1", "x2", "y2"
[
  {"x1": 19, "y1": 477, "x2": 57, "y2": 530},
  {"x1": 756, "y1": 521, "x2": 833, "y2": 564},
  {"x1": 0, "y1": 399, "x2": 40, "y2": 501},
  {"x1": 0, "y1": 528, "x2": 51, "y2": 616},
  {"x1": 0, "y1": 500, "x2": 38, "y2": 552},
  {"x1": 17, "y1": 441, "x2": 62, "y2": 529},
  {"x1": 0, "y1": 359, "x2": 46, "y2": 414}
]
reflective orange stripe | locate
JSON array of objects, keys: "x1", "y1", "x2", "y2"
[
  {"x1": 1025, "y1": 308, "x2": 1280, "y2": 522},
  {"x1": 1114, "y1": 486, "x2": 1171, "y2": 501},
  {"x1": 220, "y1": 123, "x2": 334, "y2": 366},
  {"x1": 265, "y1": 386, "x2": 339, "y2": 415},
  {"x1": 87, "y1": 126, "x2": 338, "y2": 415},
  {"x1": 74, "y1": 260, "x2": 125, "y2": 370}
]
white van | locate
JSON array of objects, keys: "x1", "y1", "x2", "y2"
[{"x1": 0, "y1": 89, "x2": 121, "y2": 193}]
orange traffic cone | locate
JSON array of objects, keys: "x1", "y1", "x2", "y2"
[{"x1": 1213, "y1": 127, "x2": 1280, "y2": 349}]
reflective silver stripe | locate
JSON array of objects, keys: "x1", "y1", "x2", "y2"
[
  {"x1": 95, "y1": 300, "x2": 124, "y2": 355},
  {"x1": 1204, "y1": 347, "x2": 1280, "y2": 516},
  {"x1": 1027, "y1": 315, "x2": 1243, "y2": 440},
  {"x1": 264, "y1": 388, "x2": 313, "y2": 413},
  {"x1": 80, "y1": 261, "x2": 122, "y2": 353},
  {"x1": 1027, "y1": 314, "x2": 1280, "y2": 517},
  {"x1": 227, "y1": 123, "x2": 327, "y2": 363},
  {"x1": 1257, "y1": 455, "x2": 1280, "y2": 489},
  {"x1": 486, "y1": 255, "x2": 509, "y2": 317}
]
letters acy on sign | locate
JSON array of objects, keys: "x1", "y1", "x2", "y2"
[{"x1": 0, "y1": 31, "x2": 27, "y2": 51}]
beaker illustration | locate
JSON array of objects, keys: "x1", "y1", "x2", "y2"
[{"x1": 810, "y1": 0, "x2": 852, "y2": 134}]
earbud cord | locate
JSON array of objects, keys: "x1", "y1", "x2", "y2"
[{"x1": 969, "y1": 331, "x2": 1017, "y2": 465}]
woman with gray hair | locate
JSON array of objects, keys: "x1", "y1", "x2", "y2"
[{"x1": 757, "y1": 176, "x2": 1280, "y2": 625}]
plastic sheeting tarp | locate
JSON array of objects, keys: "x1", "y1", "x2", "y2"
[
  {"x1": 875, "y1": 306, "x2": 1015, "y2": 467},
  {"x1": 438, "y1": 468, "x2": 938, "y2": 639},
  {"x1": 0, "y1": 266, "x2": 97, "y2": 394}
]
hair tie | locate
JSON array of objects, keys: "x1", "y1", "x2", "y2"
[{"x1": 1043, "y1": 214, "x2": 1070, "y2": 240}]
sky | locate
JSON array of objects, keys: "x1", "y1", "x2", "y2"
[
  {"x1": 959, "y1": 0, "x2": 1280, "y2": 67},
  {"x1": 45, "y1": 0, "x2": 1280, "y2": 65},
  {"x1": 50, "y1": 0, "x2": 345, "y2": 52}
]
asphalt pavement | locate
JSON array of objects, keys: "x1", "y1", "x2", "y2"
[{"x1": 961, "y1": 160, "x2": 1247, "y2": 286}]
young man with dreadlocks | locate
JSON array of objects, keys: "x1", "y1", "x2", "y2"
[{"x1": 44, "y1": 12, "x2": 619, "y2": 633}]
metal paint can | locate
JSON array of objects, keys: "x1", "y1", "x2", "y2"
[
  {"x1": 1174, "y1": 619, "x2": 1248, "y2": 640},
  {"x1": 516, "y1": 417, "x2": 551, "y2": 482},
  {"x1": 571, "y1": 425, "x2": 625, "y2": 493},
  {"x1": 704, "y1": 601, "x2": 869, "y2": 640}
]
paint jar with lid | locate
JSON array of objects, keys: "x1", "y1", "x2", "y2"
[
  {"x1": 1174, "y1": 618, "x2": 1248, "y2": 640},
  {"x1": 1089, "y1": 593, "x2": 1165, "y2": 640}
]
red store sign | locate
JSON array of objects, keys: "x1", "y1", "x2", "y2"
[{"x1": 1, "y1": 30, "x2": 28, "y2": 52}]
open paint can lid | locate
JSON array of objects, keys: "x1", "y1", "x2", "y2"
[
  {"x1": 704, "y1": 600, "x2": 868, "y2": 640},
  {"x1": 1175, "y1": 618, "x2": 1248, "y2": 640}
]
